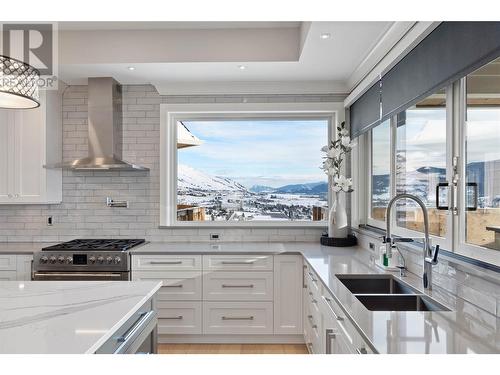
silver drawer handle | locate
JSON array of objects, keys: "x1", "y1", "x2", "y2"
[
  {"x1": 221, "y1": 260, "x2": 256, "y2": 265},
  {"x1": 163, "y1": 315, "x2": 183, "y2": 320},
  {"x1": 164, "y1": 284, "x2": 183, "y2": 288},
  {"x1": 325, "y1": 329, "x2": 337, "y2": 354},
  {"x1": 150, "y1": 261, "x2": 183, "y2": 265},
  {"x1": 116, "y1": 311, "x2": 153, "y2": 343},
  {"x1": 221, "y1": 316, "x2": 254, "y2": 321},
  {"x1": 323, "y1": 296, "x2": 344, "y2": 321},
  {"x1": 221, "y1": 284, "x2": 254, "y2": 288},
  {"x1": 307, "y1": 314, "x2": 317, "y2": 328},
  {"x1": 308, "y1": 272, "x2": 318, "y2": 282}
]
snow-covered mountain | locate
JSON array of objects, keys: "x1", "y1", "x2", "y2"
[
  {"x1": 249, "y1": 185, "x2": 275, "y2": 193},
  {"x1": 178, "y1": 164, "x2": 248, "y2": 192}
]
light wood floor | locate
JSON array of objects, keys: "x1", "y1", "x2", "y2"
[{"x1": 158, "y1": 344, "x2": 309, "y2": 354}]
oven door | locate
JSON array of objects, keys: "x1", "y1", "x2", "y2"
[{"x1": 32, "y1": 271, "x2": 130, "y2": 281}]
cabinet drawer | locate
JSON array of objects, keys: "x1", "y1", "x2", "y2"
[
  {"x1": 305, "y1": 266, "x2": 321, "y2": 297},
  {"x1": 133, "y1": 271, "x2": 202, "y2": 301},
  {"x1": 321, "y1": 291, "x2": 374, "y2": 354},
  {"x1": 304, "y1": 301, "x2": 322, "y2": 354},
  {"x1": 132, "y1": 255, "x2": 201, "y2": 271},
  {"x1": 203, "y1": 272, "x2": 273, "y2": 301},
  {"x1": 0, "y1": 271, "x2": 17, "y2": 281},
  {"x1": 157, "y1": 301, "x2": 202, "y2": 335},
  {"x1": 0, "y1": 255, "x2": 16, "y2": 271},
  {"x1": 203, "y1": 302, "x2": 273, "y2": 334},
  {"x1": 203, "y1": 255, "x2": 273, "y2": 271}
]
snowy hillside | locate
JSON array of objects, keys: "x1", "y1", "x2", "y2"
[{"x1": 178, "y1": 164, "x2": 248, "y2": 192}]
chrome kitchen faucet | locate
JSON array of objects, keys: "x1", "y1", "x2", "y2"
[{"x1": 384, "y1": 194, "x2": 440, "y2": 290}]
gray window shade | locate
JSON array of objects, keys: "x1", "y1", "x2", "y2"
[
  {"x1": 381, "y1": 22, "x2": 500, "y2": 121},
  {"x1": 349, "y1": 81, "x2": 381, "y2": 138}
]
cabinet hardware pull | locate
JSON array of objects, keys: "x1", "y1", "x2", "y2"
[
  {"x1": 323, "y1": 296, "x2": 344, "y2": 321},
  {"x1": 302, "y1": 264, "x2": 307, "y2": 288},
  {"x1": 150, "y1": 261, "x2": 183, "y2": 265},
  {"x1": 308, "y1": 272, "x2": 318, "y2": 282},
  {"x1": 221, "y1": 316, "x2": 254, "y2": 321},
  {"x1": 221, "y1": 260, "x2": 256, "y2": 265},
  {"x1": 164, "y1": 316, "x2": 183, "y2": 320},
  {"x1": 164, "y1": 284, "x2": 183, "y2": 288},
  {"x1": 221, "y1": 284, "x2": 254, "y2": 288},
  {"x1": 325, "y1": 329, "x2": 337, "y2": 354}
]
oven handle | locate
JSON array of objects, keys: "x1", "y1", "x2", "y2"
[{"x1": 33, "y1": 272, "x2": 125, "y2": 279}]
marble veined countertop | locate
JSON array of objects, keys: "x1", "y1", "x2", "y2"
[
  {"x1": 0, "y1": 280, "x2": 161, "y2": 354},
  {"x1": 132, "y1": 241, "x2": 500, "y2": 353}
]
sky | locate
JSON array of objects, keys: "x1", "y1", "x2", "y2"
[
  {"x1": 178, "y1": 120, "x2": 328, "y2": 188},
  {"x1": 373, "y1": 107, "x2": 500, "y2": 177}
]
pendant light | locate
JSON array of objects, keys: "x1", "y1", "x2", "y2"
[{"x1": 0, "y1": 55, "x2": 40, "y2": 109}]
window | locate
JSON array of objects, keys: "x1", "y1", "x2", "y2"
[
  {"x1": 465, "y1": 57, "x2": 500, "y2": 250},
  {"x1": 395, "y1": 90, "x2": 447, "y2": 237},
  {"x1": 370, "y1": 119, "x2": 391, "y2": 222},
  {"x1": 360, "y1": 56, "x2": 500, "y2": 266},
  {"x1": 163, "y1": 108, "x2": 335, "y2": 224}
]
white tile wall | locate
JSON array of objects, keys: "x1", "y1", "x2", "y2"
[{"x1": 0, "y1": 85, "x2": 341, "y2": 242}]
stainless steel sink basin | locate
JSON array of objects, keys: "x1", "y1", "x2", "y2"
[
  {"x1": 336, "y1": 274, "x2": 417, "y2": 295},
  {"x1": 355, "y1": 294, "x2": 450, "y2": 311}
]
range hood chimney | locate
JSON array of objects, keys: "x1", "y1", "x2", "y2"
[{"x1": 48, "y1": 77, "x2": 148, "y2": 171}]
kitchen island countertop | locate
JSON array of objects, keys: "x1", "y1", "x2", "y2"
[{"x1": 0, "y1": 280, "x2": 161, "y2": 353}]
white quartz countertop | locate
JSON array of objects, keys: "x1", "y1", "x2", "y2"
[
  {"x1": 0, "y1": 280, "x2": 161, "y2": 354},
  {"x1": 132, "y1": 241, "x2": 500, "y2": 353}
]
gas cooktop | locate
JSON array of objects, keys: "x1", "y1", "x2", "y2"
[{"x1": 41, "y1": 239, "x2": 146, "y2": 252}]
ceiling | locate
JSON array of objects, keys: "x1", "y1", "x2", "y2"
[{"x1": 57, "y1": 21, "x2": 395, "y2": 95}]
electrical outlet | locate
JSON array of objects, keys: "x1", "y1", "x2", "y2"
[
  {"x1": 47, "y1": 216, "x2": 53, "y2": 226},
  {"x1": 210, "y1": 233, "x2": 221, "y2": 241}
]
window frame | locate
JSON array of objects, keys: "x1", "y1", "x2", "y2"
[
  {"x1": 358, "y1": 78, "x2": 500, "y2": 267},
  {"x1": 362, "y1": 86, "x2": 453, "y2": 252},
  {"x1": 159, "y1": 102, "x2": 343, "y2": 228}
]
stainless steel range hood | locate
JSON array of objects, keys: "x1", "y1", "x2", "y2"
[{"x1": 47, "y1": 77, "x2": 148, "y2": 171}]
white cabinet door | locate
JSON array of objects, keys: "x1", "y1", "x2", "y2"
[
  {"x1": 11, "y1": 107, "x2": 45, "y2": 203},
  {"x1": 274, "y1": 255, "x2": 303, "y2": 334},
  {"x1": 16, "y1": 255, "x2": 33, "y2": 280},
  {"x1": 0, "y1": 90, "x2": 62, "y2": 205}
]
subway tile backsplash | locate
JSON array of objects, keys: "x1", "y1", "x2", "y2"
[{"x1": 0, "y1": 85, "x2": 339, "y2": 243}]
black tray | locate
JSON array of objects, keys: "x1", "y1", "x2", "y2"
[{"x1": 320, "y1": 234, "x2": 358, "y2": 247}]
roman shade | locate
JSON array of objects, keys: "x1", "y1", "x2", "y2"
[
  {"x1": 381, "y1": 22, "x2": 500, "y2": 121},
  {"x1": 349, "y1": 80, "x2": 381, "y2": 138}
]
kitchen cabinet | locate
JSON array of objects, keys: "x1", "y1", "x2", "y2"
[
  {"x1": 0, "y1": 254, "x2": 33, "y2": 280},
  {"x1": 274, "y1": 255, "x2": 303, "y2": 334},
  {"x1": 0, "y1": 90, "x2": 62, "y2": 204}
]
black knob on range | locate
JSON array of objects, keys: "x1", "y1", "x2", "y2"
[
  {"x1": 49, "y1": 256, "x2": 57, "y2": 264},
  {"x1": 40, "y1": 256, "x2": 48, "y2": 264}
]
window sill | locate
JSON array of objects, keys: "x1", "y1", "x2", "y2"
[{"x1": 159, "y1": 222, "x2": 328, "y2": 229}]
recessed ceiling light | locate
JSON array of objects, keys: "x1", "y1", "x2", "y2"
[
  {"x1": 238, "y1": 65, "x2": 246, "y2": 70},
  {"x1": 127, "y1": 66, "x2": 135, "y2": 71},
  {"x1": 320, "y1": 33, "x2": 331, "y2": 40}
]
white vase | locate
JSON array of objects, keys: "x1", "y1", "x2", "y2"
[{"x1": 328, "y1": 191, "x2": 348, "y2": 238}]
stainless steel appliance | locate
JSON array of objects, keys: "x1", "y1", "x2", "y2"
[{"x1": 33, "y1": 239, "x2": 145, "y2": 281}]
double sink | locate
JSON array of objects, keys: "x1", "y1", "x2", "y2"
[{"x1": 336, "y1": 274, "x2": 450, "y2": 312}]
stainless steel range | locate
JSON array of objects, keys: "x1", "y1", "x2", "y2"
[{"x1": 33, "y1": 239, "x2": 146, "y2": 281}]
